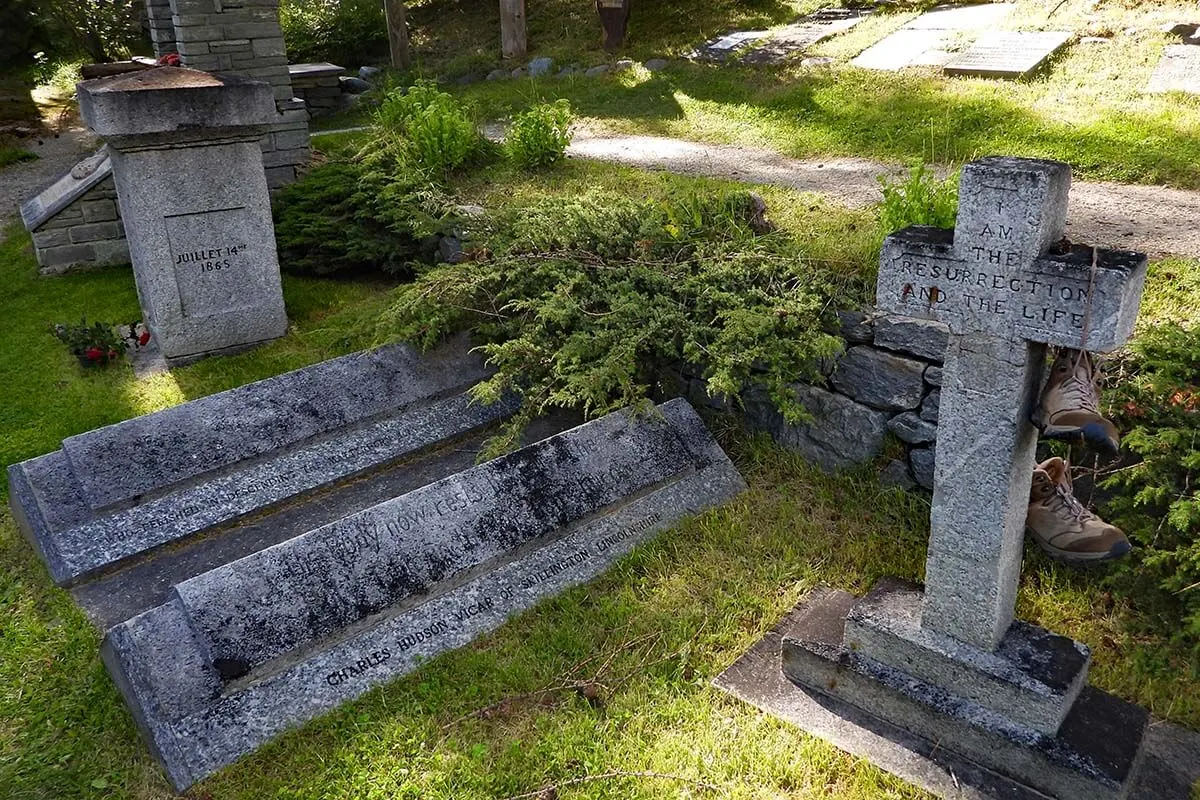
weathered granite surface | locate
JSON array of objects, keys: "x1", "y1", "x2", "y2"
[
  {"x1": 102, "y1": 399, "x2": 745, "y2": 790},
  {"x1": 78, "y1": 67, "x2": 288, "y2": 362},
  {"x1": 943, "y1": 31, "x2": 1072, "y2": 79},
  {"x1": 829, "y1": 346, "x2": 926, "y2": 411},
  {"x1": 844, "y1": 579, "x2": 1090, "y2": 735},
  {"x1": 9, "y1": 339, "x2": 502, "y2": 585},
  {"x1": 746, "y1": 384, "x2": 891, "y2": 471},
  {"x1": 714, "y1": 591, "x2": 1197, "y2": 800},
  {"x1": 877, "y1": 158, "x2": 1146, "y2": 352}
]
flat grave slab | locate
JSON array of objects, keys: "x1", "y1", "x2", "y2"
[
  {"x1": 741, "y1": 9, "x2": 873, "y2": 65},
  {"x1": 1147, "y1": 45, "x2": 1200, "y2": 94},
  {"x1": 102, "y1": 399, "x2": 746, "y2": 790},
  {"x1": 692, "y1": 7, "x2": 870, "y2": 64},
  {"x1": 8, "y1": 337, "x2": 511, "y2": 587},
  {"x1": 852, "y1": 3, "x2": 1014, "y2": 71},
  {"x1": 944, "y1": 31, "x2": 1072, "y2": 78}
]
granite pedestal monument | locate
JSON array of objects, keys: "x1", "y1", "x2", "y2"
[
  {"x1": 77, "y1": 67, "x2": 288, "y2": 364},
  {"x1": 716, "y1": 157, "x2": 1200, "y2": 798}
]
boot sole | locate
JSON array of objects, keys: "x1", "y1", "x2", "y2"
[
  {"x1": 1036, "y1": 422, "x2": 1119, "y2": 458},
  {"x1": 1028, "y1": 529, "x2": 1132, "y2": 562}
]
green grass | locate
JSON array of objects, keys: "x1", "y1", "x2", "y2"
[
  {"x1": 0, "y1": 144, "x2": 37, "y2": 169},
  {"x1": 0, "y1": 150, "x2": 1198, "y2": 799},
  {"x1": 381, "y1": 0, "x2": 1200, "y2": 189}
]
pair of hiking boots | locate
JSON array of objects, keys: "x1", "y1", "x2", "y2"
[{"x1": 1027, "y1": 349, "x2": 1130, "y2": 562}]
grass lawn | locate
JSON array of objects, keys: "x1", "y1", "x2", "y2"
[
  {"x1": 377, "y1": 0, "x2": 1200, "y2": 188},
  {"x1": 1, "y1": 150, "x2": 1198, "y2": 799}
]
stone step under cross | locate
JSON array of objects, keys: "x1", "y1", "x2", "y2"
[{"x1": 875, "y1": 156, "x2": 1147, "y2": 651}]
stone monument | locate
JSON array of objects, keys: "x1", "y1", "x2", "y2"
[
  {"x1": 714, "y1": 157, "x2": 1200, "y2": 798},
  {"x1": 76, "y1": 67, "x2": 289, "y2": 363}
]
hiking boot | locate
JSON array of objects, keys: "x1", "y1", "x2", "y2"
[
  {"x1": 1033, "y1": 348, "x2": 1120, "y2": 457},
  {"x1": 1027, "y1": 457, "x2": 1131, "y2": 561}
]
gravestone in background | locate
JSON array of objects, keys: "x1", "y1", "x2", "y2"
[
  {"x1": 852, "y1": 3, "x2": 1013, "y2": 71},
  {"x1": 1147, "y1": 44, "x2": 1200, "y2": 94},
  {"x1": 596, "y1": 0, "x2": 632, "y2": 51},
  {"x1": 944, "y1": 30, "x2": 1073, "y2": 78},
  {"x1": 76, "y1": 67, "x2": 288, "y2": 364},
  {"x1": 102, "y1": 399, "x2": 745, "y2": 790},
  {"x1": 692, "y1": 7, "x2": 870, "y2": 64},
  {"x1": 714, "y1": 156, "x2": 1197, "y2": 800}
]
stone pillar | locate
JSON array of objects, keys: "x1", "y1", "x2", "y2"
[
  {"x1": 77, "y1": 68, "x2": 288, "y2": 362},
  {"x1": 146, "y1": 0, "x2": 178, "y2": 57},
  {"x1": 170, "y1": 0, "x2": 309, "y2": 187}
]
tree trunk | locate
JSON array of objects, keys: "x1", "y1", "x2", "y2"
[
  {"x1": 384, "y1": 0, "x2": 410, "y2": 69},
  {"x1": 595, "y1": 0, "x2": 631, "y2": 51},
  {"x1": 499, "y1": 0, "x2": 526, "y2": 60}
]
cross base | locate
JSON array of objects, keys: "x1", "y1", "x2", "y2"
[{"x1": 712, "y1": 586, "x2": 1178, "y2": 800}]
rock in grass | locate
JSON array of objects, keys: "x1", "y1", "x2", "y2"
[
  {"x1": 585, "y1": 64, "x2": 610, "y2": 77},
  {"x1": 528, "y1": 57, "x2": 554, "y2": 77}
]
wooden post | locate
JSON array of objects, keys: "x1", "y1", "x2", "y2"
[
  {"x1": 385, "y1": 0, "x2": 410, "y2": 69},
  {"x1": 596, "y1": 0, "x2": 631, "y2": 51},
  {"x1": 500, "y1": 0, "x2": 527, "y2": 60}
]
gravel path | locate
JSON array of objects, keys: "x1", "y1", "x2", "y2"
[
  {"x1": 8, "y1": 126, "x2": 1199, "y2": 259},
  {"x1": 567, "y1": 132, "x2": 1200, "y2": 259},
  {"x1": 0, "y1": 126, "x2": 99, "y2": 228}
]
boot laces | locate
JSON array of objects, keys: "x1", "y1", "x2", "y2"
[
  {"x1": 1045, "y1": 482, "x2": 1094, "y2": 527},
  {"x1": 1057, "y1": 352, "x2": 1100, "y2": 414}
]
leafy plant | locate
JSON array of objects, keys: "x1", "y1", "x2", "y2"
[
  {"x1": 272, "y1": 161, "x2": 430, "y2": 277},
  {"x1": 374, "y1": 81, "x2": 485, "y2": 178},
  {"x1": 278, "y1": 0, "x2": 388, "y2": 67},
  {"x1": 378, "y1": 189, "x2": 845, "y2": 452},
  {"x1": 1100, "y1": 323, "x2": 1200, "y2": 656},
  {"x1": 877, "y1": 163, "x2": 959, "y2": 238},
  {"x1": 52, "y1": 318, "x2": 127, "y2": 367},
  {"x1": 505, "y1": 100, "x2": 574, "y2": 169}
]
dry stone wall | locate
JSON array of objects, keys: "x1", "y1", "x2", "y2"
[{"x1": 686, "y1": 310, "x2": 946, "y2": 489}]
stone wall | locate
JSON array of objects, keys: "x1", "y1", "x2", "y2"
[
  {"x1": 29, "y1": 176, "x2": 130, "y2": 275},
  {"x1": 289, "y1": 63, "x2": 346, "y2": 118},
  {"x1": 685, "y1": 310, "x2": 946, "y2": 490},
  {"x1": 171, "y1": 0, "x2": 310, "y2": 187}
]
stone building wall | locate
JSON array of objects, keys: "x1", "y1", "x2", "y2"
[
  {"x1": 170, "y1": 0, "x2": 310, "y2": 187},
  {"x1": 684, "y1": 310, "x2": 947, "y2": 490}
]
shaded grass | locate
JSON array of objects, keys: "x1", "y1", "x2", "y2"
[{"x1": 0, "y1": 145, "x2": 37, "y2": 170}]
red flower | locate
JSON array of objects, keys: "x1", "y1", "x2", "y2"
[
  {"x1": 138, "y1": 330, "x2": 151, "y2": 346},
  {"x1": 85, "y1": 347, "x2": 104, "y2": 361}
]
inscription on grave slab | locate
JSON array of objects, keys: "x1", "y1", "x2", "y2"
[
  {"x1": 944, "y1": 31, "x2": 1072, "y2": 79},
  {"x1": 101, "y1": 399, "x2": 745, "y2": 790}
]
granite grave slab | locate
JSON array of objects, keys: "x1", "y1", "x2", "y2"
[
  {"x1": 944, "y1": 31, "x2": 1073, "y2": 78},
  {"x1": 9, "y1": 337, "x2": 510, "y2": 587},
  {"x1": 852, "y1": 3, "x2": 1014, "y2": 71},
  {"x1": 716, "y1": 157, "x2": 1156, "y2": 800},
  {"x1": 1147, "y1": 44, "x2": 1200, "y2": 94},
  {"x1": 19, "y1": 147, "x2": 113, "y2": 232},
  {"x1": 102, "y1": 399, "x2": 745, "y2": 789}
]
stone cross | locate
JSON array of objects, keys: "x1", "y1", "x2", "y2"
[{"x1": 875, "y1": 157, "x2": 1146, "y2": 651}]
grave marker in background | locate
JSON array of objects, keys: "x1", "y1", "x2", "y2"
[
  {"x1": 944, "y1": 31, "x2": 1072, "y2": 79},
  {"x1": 1147, "y1": 44, "x2": 1200, "y2": 94},
  {"x1": 852, "y1": 3, "x2": 1013, "y2": 71},
  {"x1": 716, "y1": 157, "x2": 1170, "y2": 799},
  {"x1": 77, "y1": 68, "x2": 288, "y2": 364}
]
